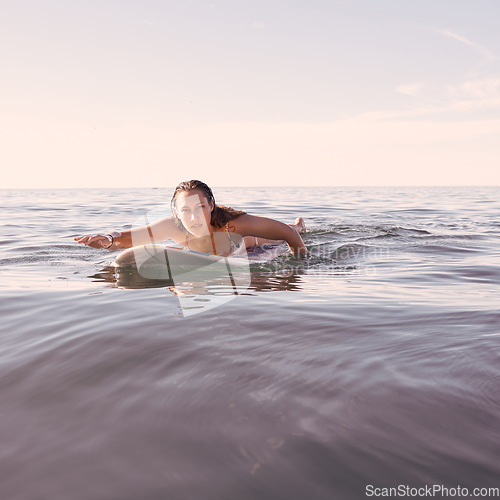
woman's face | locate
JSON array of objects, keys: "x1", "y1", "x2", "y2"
[{"x1": 175, "y1": 189, "x2": 214, "y2": 236}]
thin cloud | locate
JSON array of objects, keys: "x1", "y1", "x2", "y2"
[
  {"x1": 437, "y1": 28, "x2": 495, "y2": 61},
  {"x1": 397, "y1": 29, "x2": 500, "y2": 115},
  {"x1": 459, "y1": 78, "x2": 500, "y2": 99},
  {"x1": 445, "y1": 78, "x2": 500, "y2": 111},
  {"x1": 396, "y1": 82, "x2": 448, "y2": 108},
  {"x1": 396, "y1": 83, "x2": 423, "y2": 98},
  {"x1": 395, "y1": 78, "x2": 500, "y2": 116}
]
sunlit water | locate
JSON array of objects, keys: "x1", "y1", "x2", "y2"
[{"x1": 1, "y1": 187, "x2": 499, "y2": 499}]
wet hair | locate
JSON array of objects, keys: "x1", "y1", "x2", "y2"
[{"x1": 170, "y1": 180, "x2": 246, "y2": 229}]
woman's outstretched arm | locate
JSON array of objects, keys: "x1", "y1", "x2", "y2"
[
  {"x1": 74, "y1": 216, "x2": 183, "y2": 250},
  {"x1": 232, "y1": 214, "x2": 308, "y2": 257}
]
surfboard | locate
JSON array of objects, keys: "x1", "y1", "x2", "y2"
[
  {"x1": 127, "y1": 244, "x2": 289, "y2": 281},
  {"x1": 113, "y1": 243, "x2": 291, "y2": 317}
]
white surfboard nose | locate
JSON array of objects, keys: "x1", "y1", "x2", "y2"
[{"x1": 132, "y1": 245, "x2": 252, "y2": 316}]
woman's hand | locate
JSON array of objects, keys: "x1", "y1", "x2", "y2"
[
  {"x1": 292, "y1": 245, "x2": 310, "y2": 259},
  {"x1": 74, "y1": 234, "x2": 112, "y2": 249}
]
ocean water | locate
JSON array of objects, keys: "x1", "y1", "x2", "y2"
[{"x1": 0, "y1": 186, "x2": 499, "y2": 499}]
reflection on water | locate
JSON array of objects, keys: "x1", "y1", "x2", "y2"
[
  {"x1": 90, "y1": 265, "x2": 305, "y2": 293},
  {"x1": 89, "y1": 264, "x2": 305, "y2": 316}
]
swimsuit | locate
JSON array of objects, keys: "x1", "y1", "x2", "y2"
[
  {"x1": 225, "y1": 222, "x2": 237, "y2": 253},
  {"x1": 185, "y1": 222, "x2": 247, "y2": 256},
  {"x1": 226, "y1": 223, "x2": 260, "y2": 254}
]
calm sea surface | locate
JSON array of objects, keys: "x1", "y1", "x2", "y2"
[{"x1": 1, "y1": 186, "x2": 499, "y2": 499}]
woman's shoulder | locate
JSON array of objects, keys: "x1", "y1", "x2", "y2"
[{"x1": 225, "y1": 213, "x2": 256, "y2": 234}]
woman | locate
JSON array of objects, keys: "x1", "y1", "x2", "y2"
[{"x1": 74, "y1": 180, "x2": 307, "y2": 264}]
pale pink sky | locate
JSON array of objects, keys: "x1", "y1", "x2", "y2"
[{"x1": 2, "y1": 0, "x2": 499, "y2": 188}]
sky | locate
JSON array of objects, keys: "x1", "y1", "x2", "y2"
[{"x1": 1, "y1": 0, "x2": 500, "y2": 188}]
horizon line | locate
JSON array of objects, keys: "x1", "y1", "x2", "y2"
[{"x1": 2, "y1": 184, "x2": 499, "y2": 191}]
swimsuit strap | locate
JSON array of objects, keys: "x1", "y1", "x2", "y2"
[{"x1": 225, "y1": 222, "x2": 236, "y2": 253}]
